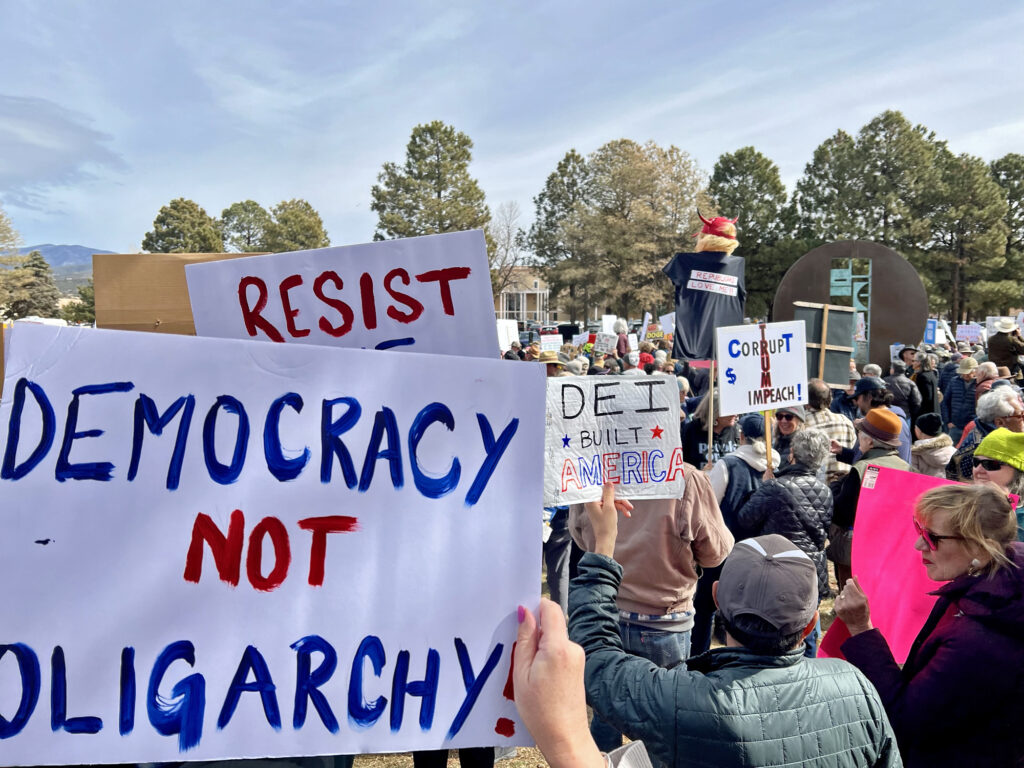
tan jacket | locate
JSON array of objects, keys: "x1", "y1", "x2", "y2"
[{"x1": 569, "y1": 464, "x2": 734, "y2": 615}]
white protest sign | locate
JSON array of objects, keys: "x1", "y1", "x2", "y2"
[
  {"x1": 540, "y1": 333, "x2": 562, "y2": 352},
  {"x1": 0, "y1": 324, "x2": 543, "y2": 764},
  {"x1": 855, "y1": 313, "x2": 867, "y2": 342},
  {"x1": 601, "y1": 315, "x2": 616, "y2": 334},
  {"x1": 890, "y1": 343, "x2": 904, "y2": 364},
  {"x1": 543, "y1": 375, "x2": 683, "y2": 505},
  {"x1": 496, "y1": 319, "x2": 519, "y2": 352},
  {"x1": 659, "y1": 312, "x2": 675, "y2": 337},
  {"x1": 638, "y1": 312, "x2": 651, "y2": 342},
  {"x1": 716, "y1": 321, "x2": 808, "y2": 417},
  {"x1": 571, "y1": 333, "x2": 589, "y2": 347},
  {"x1": 956, "y1": 323, "x2": 982, "y2": 343},
  {"x1": 592, "y1": 333, "x2": 616, "y2": 355},
  {"x1": 186, "y1": 230, "x2": 498, "y2": 359},
  {"x1": 627, "y1": 333, "x2": 638, "y2": 352}
]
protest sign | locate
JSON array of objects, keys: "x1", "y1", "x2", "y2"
[
  {"x1": 0, "y1": 323, "x2": 543, "y2": 764},
  {"x1": 986, "y1": 315, "x2": 1012, "y2": 340},
  {"x1": 543, "y1": 375, "x2": 683, "y2": 505},
  {"x1": 601, "y1": 315, "x2": 616, "y2": 334},
  {"x1": 627, "y1": 333, "x2": 638, "y2": 352},
  {"x1": 659, "y1": 312, "x2": 675, "y2": 337},
  {"x1": 923, "y1": 318, "x2": 937, "y2": 345},
  {"x1": 592, "y1": 332, "x2": 617, "y2": 355},
  {"x1": 644, "y1": 324, "x2": 664, "y2": 341},
  {"x1": 820, "y1": 467, "x2": 956, "y2": 663},
  {"x1": 855, "y1": 312, "x2": 866, "y2": 342},
  {"x1": 571, "y1": 332, "x2": 588, "y2": 347},
  {"x1": 638, "y1": 312, "x2": 651, "y2": 341},
  {"x1": 890, "y1": 343, "x2": 904, "y2": 364},
  {"x1": 185, "y1": 230, "x2": 498, "y2": 359},
  {"x1": 715, "y1": 321, "x2": 807, "y2": 417},
  {"x1": 956, "y1": 323, "x2": 982, "y2": 343},
  {"x1": 496, "y1": 319, "x2": 519, "y2": 352},
  {"x1": 540, "y1": 333, "x2": 562, "y2": 352}
]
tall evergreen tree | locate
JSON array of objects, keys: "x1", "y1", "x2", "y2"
[
  {"x1": 60, "y1": 279, "x2": 95, "y2": 324},
  {"x1": 221, "y1": 200, "x2": 273, "y2": 252},
  {"x1": 263, "y1": 199, "x2": 330, "y2": 252},
  {"x1": 709, "y1": 147, "x2": 793, "y2": 318},
  {"x1": 2, "y1": 250, "x2": 61, "y2": 319},
  {"x1": 370, "y1": 121, "x2": 491, "y2": 241},
  {"x1": 142, "y1": 198, "x2": 223, "y2": 253}
]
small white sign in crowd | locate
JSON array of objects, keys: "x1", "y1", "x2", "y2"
[{"x1": 0, "y1": 232, "x2": 542, "y2": 765}]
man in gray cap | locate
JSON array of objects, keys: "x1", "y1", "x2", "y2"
[{"x1": 567, "y1": 484, "x2": 899, "y2": 767}]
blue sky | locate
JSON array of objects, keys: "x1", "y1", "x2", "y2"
[{"x1": 2, "y1": 0, "x2": 1023, "y2": 253}]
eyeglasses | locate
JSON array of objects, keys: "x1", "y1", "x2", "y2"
[
  {"x1": 976, "y1": 458, "x2": 1006, "y2": 471},
  {"x1": 1005, "y1": 412, "x2": 1024, "y2": 422},
  {"x1": 775, "y1": 412, "x2": 796, "y2": 421},
  {"x1": 913, "y1": 518, "x2": 963, "y2": 551}
]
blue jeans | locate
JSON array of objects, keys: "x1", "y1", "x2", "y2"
[
  {"x1": 589, "y1": 619, "x2": 692, "y2": 753},
  {"x1": 803, "y1": 612, "x2": 822, "y2": 657}
]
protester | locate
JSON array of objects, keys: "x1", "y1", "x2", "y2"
[
  {"x1": 946, "y1": 388, "x2": 1021, "y2": 481},
  {"x1": 538, "y1": 349, "x2": 564, "y2": 376},
  {"x1": 805, "y1": 378, "x2": 856, "y2": 483},
  {"x1": 681, "y1": 390, "x2": 738, "y2": 468},
  {"x1": 941, "y1": 356, "x2": 977, "y2": 443},
  {"x1": 974, "y1": 360, "x2": 1000, "y2": 402},
  {"x1": 885, "y1": 361, "x2": 921, "y2": 422},
  {"x1": 736, "y1": 428, "x2": 834, "y2": 656},
  {"x1": 913, "y1": 353, "x2": 940, "y2": 418},
  {"x1": 937, "y1": 352, "x2": 960, "y2": 393},
  {"x1": 772, "y1": 405, "x2": 805, "y2": 471},
  {"x1": 620, "y1": 350, "x2": 644, "y2": 376},
  {"x1": 834, "y1": 377, "x2": 912, "y2": 464},
  {"x1": 829, "y1": 408, "x2": 910, "y2": 588},
  {"x1": 614, "y1": 317, "x2": 630, "y2": 357},
  {"x1": 863, "y1": 363, "x2": 883, "y2": 378},
  {"x1": 513, "y1": 598, "x2": 650, "y2": 768},
  {"x1": 831, "y1": 369, "x2": 861, "y2": 422},
  {"x1": 972, "y1": 427, "x2": 1024, "y2": 540},
  {"x1": 986, "y1": 317, "x2": 1024, "y2": 377},
  {"x1": 835, "y1": 484, "x2": 1024, "y2": 767},
  {"x1": 898, "y1": 345, "x2": 918, "y2": 370},
  {"x1": 676, "y1": 376, "x2": 691, "y2": 422},
  {"x1": 910, "y1": 413, "x2": 955, "y2": 477},
  {"x1": 567, "y1": 485, "x2": 900, "y2": 767},
  {"x1": 568, "y1": 466, "x2": 733, "y2": 754}
]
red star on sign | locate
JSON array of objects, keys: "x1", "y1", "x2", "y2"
[{"x1": 650, "y1": 425, "x2": 664, "y2": 439}]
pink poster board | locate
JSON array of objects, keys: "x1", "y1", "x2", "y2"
[{"x1": 820, "y1": 466, "x2": 962, "y2": 662}]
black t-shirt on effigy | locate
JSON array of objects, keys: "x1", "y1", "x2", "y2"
[{"x1": 663, "y1": 251, "x2": 746, "y2": 360}]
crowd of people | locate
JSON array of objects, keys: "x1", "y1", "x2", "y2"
[{"x1": 505, "y1": 320, "x2": 1024, "y2": 768}]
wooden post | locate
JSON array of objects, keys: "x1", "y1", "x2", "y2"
[
  {"x1": 819, "y1": 306, "x2": 830, "y2": 379},
  {"x1": 706, "y1": 360, "x2": 716, "y2": 469},
  {"x1": 764, "y1": 409, "x2": 775, "y2": 478}
]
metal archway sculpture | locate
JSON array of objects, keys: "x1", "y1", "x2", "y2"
[{"x1": 771, "y1": 240, "x2": 928, "y2": 370}]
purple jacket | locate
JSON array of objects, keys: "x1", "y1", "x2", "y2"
[{"x1": 842, "y1": 542, "x2": 1024, "y2": 767}]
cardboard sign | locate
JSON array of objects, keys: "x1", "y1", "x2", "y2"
[
  {"x1": 496, "y1": 319, "x2": 519, "y2": 352},
  {"x1": 592, "y1": 333, "x2": 617, "y2": 355},
  {"x1": 890, "y1": 343, "x2": 904, "y2": 364},
  {"x1": 601, "y1": 315, "x2": 616, "y2": 334},
  {"x1": 820, "y1": 467, "x2": 955, "y2": 663},
  {"x1": 645, "y1": 324, "x2": 664, "y2": 341},
  {"x1": 627, "y1": 333, "x2": 638, "y2": 353},
  {"x1": 956, "y1": 323, "x2": 983, "y2": 343},
  {"x1": 571, "y1": 333, "x2": 588, "y2": 347},
  {"x1": 543, "y1": 375, "x2": 683, "y2": 505},
  {"x1": 715, "y1": 321, "x2": 808, "y2": 417},
  {"x1": 0, "y1": 323, "x2": 543, "y2": 764},
  {"x1": 186, "y1": 230, "x2": 498, "y2": 359},
  {"x1": 659, "y1": 312, "x2": 675, "y2": 337},
  {"x1": 855, "y1": 312, "x2": 867, "y2": 342},
  {"x1": 540, "y1": 333, "x2": 562, "y2": 352}
]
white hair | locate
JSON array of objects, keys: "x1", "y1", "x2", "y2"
[
  {"x1": 863, "y1": 363, "x2": 882, "y2": 377},
  {"x1": 613, "y1": 318, "x2": 628, "y2": 334}
]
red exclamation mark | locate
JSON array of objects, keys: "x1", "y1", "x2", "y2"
[{"x1": 494, "y1": 642, "x2": 516, "y2": 737}]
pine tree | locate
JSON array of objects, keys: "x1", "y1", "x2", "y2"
[
  {"x1": 2, "y1": 251, "x2": 62, "y2": 319},
  {"x1": 142, "y1": 198, "x2": 223, "y2": 253}
]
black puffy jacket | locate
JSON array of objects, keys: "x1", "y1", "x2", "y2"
[{"x1": 736, "y1": 462, "x2": 834, "y2": 599}]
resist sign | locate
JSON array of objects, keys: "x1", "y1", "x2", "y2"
[
  {"x1": 185, "y1": 230, "x2": 498, "y2": 359},
  {"x1": 0, "y1": 323, "x2": 543, "y2": 764},
  {"x1": 543, "y1": 375, "x2": 684, "y2": 505},
  {"x1": 716, "y1": 320, "x2": 808, "y2": 417}
]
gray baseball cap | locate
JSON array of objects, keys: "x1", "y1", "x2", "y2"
[{"x1": 717, "y1": 535, "x2": 817, "y2": 635}]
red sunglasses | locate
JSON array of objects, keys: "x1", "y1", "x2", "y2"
[{"x1": 913, "y1": 518, "x2": 963, "y2": 551}]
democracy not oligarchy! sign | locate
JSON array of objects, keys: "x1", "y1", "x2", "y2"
[
  {"x1": 543, "y1": 375, "x2": 684, "y2": 505},
  {"x1": 0, "y1": 323, "x2": 543, "y2": 764}
]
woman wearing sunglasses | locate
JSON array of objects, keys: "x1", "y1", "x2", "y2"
[
  {"x1": 972, "y1": 427, "x2": 1024, "y2": 541},
  {"x1": 834, "y1": 484, "x2": 1024, "y2": 767}
]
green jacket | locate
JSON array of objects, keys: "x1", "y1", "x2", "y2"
[{"x1": 569, "y1": 553, "x2": 902, "y2": 767}]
